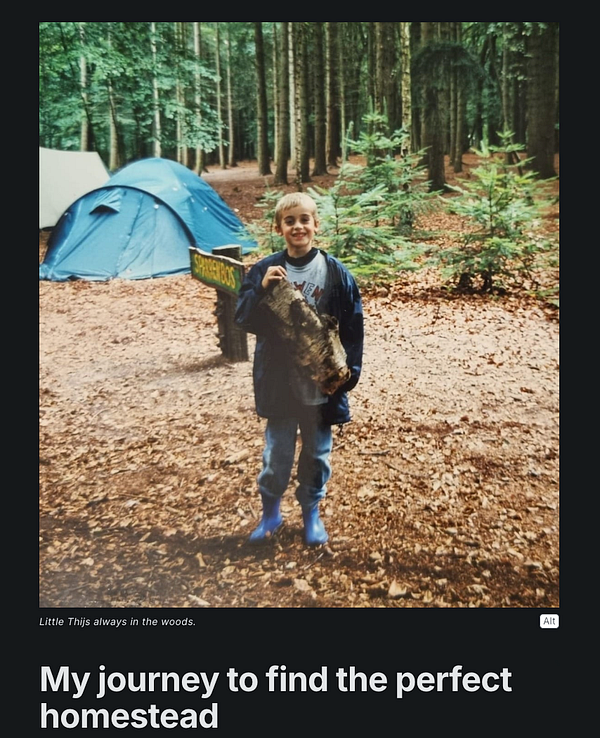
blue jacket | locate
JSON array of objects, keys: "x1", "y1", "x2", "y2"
[{"x1": 235, "y1": 250, "x2": 364, "y2": 425}]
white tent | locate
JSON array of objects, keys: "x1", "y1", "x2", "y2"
[{"x1": 39, "y1": 147, "x2": 109, "y2": 229}]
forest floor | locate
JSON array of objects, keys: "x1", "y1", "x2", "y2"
[{"x1": 39, "y1": 154, "x2": 560, "y2": 609}]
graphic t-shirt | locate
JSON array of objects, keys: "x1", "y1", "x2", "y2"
[{"x1": 285, "y1": 249, "x2": 328, "y2": 405}]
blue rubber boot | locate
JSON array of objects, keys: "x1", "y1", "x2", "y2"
[
  {"x1": 302, "y1": 504, "x2": 329, "y2": 546},
  {"x1": 249, "y1": 495, "x2": 283, "y2": 542}
]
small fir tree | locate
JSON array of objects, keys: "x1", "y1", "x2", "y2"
[
  {"x1": 307, "y1": 112, "x2": 432, "y2": 280},
  {"x1": 343, "y1": 112, "x2": 433, "y2": 234},
  {"x1": 308, "y1": 177, "x2": 425, "y2": 281},
  {"x1": 436, "y1": 133, "x2": 558, "y2": 293}
]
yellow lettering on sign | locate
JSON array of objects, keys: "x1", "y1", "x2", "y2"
[{"x1": 191, "y1": 250, "x2": 242, "y2": 294}]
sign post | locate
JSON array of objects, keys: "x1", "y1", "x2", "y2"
[{"x1": 190, "y1": 245, "x2": 248, "y2": 362}]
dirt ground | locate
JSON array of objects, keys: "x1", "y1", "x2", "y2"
[{"x1": 39, "y1": 156, "x2": 559, "y2": 609}]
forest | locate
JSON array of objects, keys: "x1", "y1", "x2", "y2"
[
  {"x1": 39, "y1": 22, "x2": 559, "y2": 610},
  {"x1": 39, "y1": 23, "x2": 559, "y2": 185}
]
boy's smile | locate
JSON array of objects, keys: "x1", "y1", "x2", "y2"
[{"x1": 276, "y1": 205, "x2": 319, "y2": 257}]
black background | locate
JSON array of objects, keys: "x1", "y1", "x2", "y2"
[{"x1": 35, "y1": 605, "x2": 564, "y2": 732}]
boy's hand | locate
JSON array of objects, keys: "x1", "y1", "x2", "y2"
[{"x1": 261, "y1": 265, "x2": 287, "y2": 290}]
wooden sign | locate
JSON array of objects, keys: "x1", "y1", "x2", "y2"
[
  {"x1": 189, "y1": 245, "x2": 248, "y2": 362},
  {"x1": 189, "y1": 246, "x2": 245, "y2": 296}
]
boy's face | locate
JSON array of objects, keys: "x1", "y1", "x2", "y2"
[{"x1": 276, "y1": 205, "x2": 319, "y2": 257}]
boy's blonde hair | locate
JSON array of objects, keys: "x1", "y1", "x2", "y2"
[{"x1": 274, "y1": 193, "x2": 318, "y2": 227}]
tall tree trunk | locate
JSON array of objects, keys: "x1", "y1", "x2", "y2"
[
  {"x1": 486, "y1": 33, "x2": 500, "y2": 147},
  {"x1": 374, "y1": 22, "x2": 385, "y2": 116},
  {"x1": 214, "y1": 23, "x2": 226, "y2": 169},
  {"x1": 426, "y1": 84, "x2": 446, "y2": 191},
  {"x1": 448, "y1": 46, "x2": 454, "y2": 168},
  {"x1": 292, "y1": 22, "x2": 310, "y2": 185},
  {"x1": 410, "y1": 22, "x2": 421, "y2": 151},
  {"x1": 419, "y1": 22, "x2": 446, "y2": 191},
  {"x1": 337, "y1": 22, "x2": 348, "y2": 162},
  {"x1": 254, "y1": 22, "x2": 271, "y2": 176},
  {"x1": 288, "y1": 24, "x2": 296, "y2": 165},
  {"x1": 501, "y1": 29, "x2": 519, "y2": 164},
  {"x1": 300, "y1": 24, "x2": 311, "y2": 182},
  {"x1": 71, "y1": 22, "x2": 97, "y2": 153},
  {"x1": 274, "y1": 23, "x2": 290, "y2": 185},
  {"x1": 193, "y1": 22, "x2": 205, "y2": 173},
  {"x1": 452, "y1": 72, "x2": 465, "y2": 171},
  {"x1": 342, "y1": 22, "x2": 365, "y2": 142},
  {"x1": 79, "y1": 23, "x2": 89, "y2": 151},
  {"x1": 108, "y1": 84, "x2": 119, "y2": 170},
  {"x1": 272, "y1": 23, "x2": 279, "y2": 164},
  {"x1": 375, "y1": 23, "x2": 397, "y2": 131},
  {"x1": 366, "y1": 22, "x2": 376, "y2": 112},
  {"x1": 501, "y1": 31, "x2": 512, "y2": 136},
  {"x1": 526, "y1": 22, "x2": 558, "y2": 178},
  {"x1": 107, "y1": 28, "x2": 120, "y2": 171},
  {"x1": 418, "y1": 22, "x2": 434, "y2": 168},
  {"x1": 226, "y1": 25, "x2": 237, "y2": 167},
  {"x1": 451, "y1": 22, "x2": 465, "y2": 172},
  {"x1": 515, "y1": 74, "x2": 527, "y2": 146},
  {"x1": 175, "y1": 23, "x2": 188, "y2": 166},
  {"x1": 399, "y1": 22, "x2": 412, "y2": 143},
  {"x1": 312, "y1": 22, "x2": 327, "y2": 175},
  {"x1": 439, "y1": 22, "x2": 451, "y2": 156},
  {"x1": 289, "y1": 22, "x2": 302, "y2": 192},
  {"x1": 150, "y1": 22, "x2": 162, "y2": 158},
  {"x1": 325, "y1": 22, "x2": 340, "y2": 168}
]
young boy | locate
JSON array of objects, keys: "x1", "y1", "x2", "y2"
[{"x1": 234, "y1": 193, "x2": 364, "y2": 546}]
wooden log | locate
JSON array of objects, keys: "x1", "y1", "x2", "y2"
[
  {"x1": 212, "y1": 246, "x2": 248, "y2": 362},
  {"x1": 259, "y1": 278, "x2": 350, "y2": 395}
]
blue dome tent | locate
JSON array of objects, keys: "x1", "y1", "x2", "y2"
[{"x1": 39, "y1": 158, "x2": 256, "y2": 281}]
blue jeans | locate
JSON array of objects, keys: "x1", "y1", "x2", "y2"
[{"x1": 258, "y1": 411, "x2": 333, "y2": 508}]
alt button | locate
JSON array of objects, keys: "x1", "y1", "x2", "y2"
[{"x1": 540, "y1": 614, "x2": 559, "y2": 628}]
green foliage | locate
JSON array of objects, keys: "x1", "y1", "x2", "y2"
[
  {"x1": 306, "y1": 113, "x2": 432, "y2": 281},
  {"x1": 412, "y1": 39, "x2": 486, "y2": 147},
  {"x1": 39, "y1": 22, "x2": 85, "y2": 149},
  {"x1": 412, "y1": 40, "x2": 482, "y2": 92},
  {"x1": 435, "y1": 133, "x2": 558, "y2": 293},
  {"x1": 239, "y1": 189, "x2": 286, "y2": 254},
  {"x1": 246, "y1": 113, "x2": 433, "y2": 282},
  {"x1": 39, "y1": 22, "x2": 226, "y2": 164},
  {"x1": 308, "y1": 178, "x2": 426, "y2": 282},
  {"x1": 344, "y1": 112, "x2": 434, "y2": 234},
  {"x1": 181, "y1": 103, "x2": 222, "y2": 152},
  {"x1": 40, "y1": 22, "x2": 558, "y2": 177}
]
